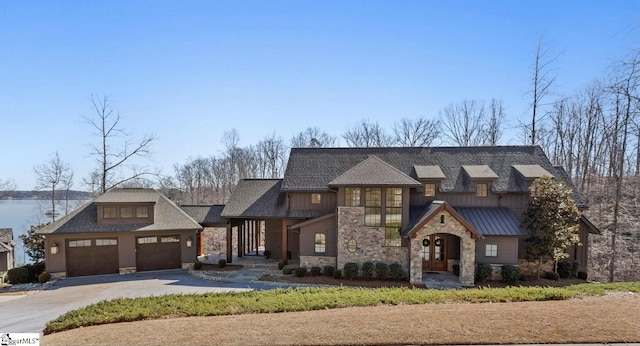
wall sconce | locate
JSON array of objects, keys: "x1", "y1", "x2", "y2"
[
  {"x1": 50, "y1": 243, "x2": 59, "y2": 255},
  {"x1": 186, "y1": 237, "x2": 192, "y2": 248}
]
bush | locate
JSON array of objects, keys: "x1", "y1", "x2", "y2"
[
  {"x1": 362, "y1": 262, "x2": 374, "y2": 280},
  {"x1": 38, "y1": 271, "x2": 51, "y2": 284},
  {"x1": 310, "y1": 266, "x2": 321, "y2": 277},
  {"x1": 193, "y1": 261, "x2": 202, "y2": 270},
  {"x1": 333, "y1": 269, "x2": 342, "y2": 279},
  {"x1": 263, "y1": 250, "x2": 271, "y2": 259},
  {"x1": 557, "y1": 259, "x2": 579, "y2": 278},
  {"x1": 7, "y1": 266, "x2": 29, "y2": 284},
  {"x1": 545, "y1": 271, "x2": 560, "y2": 281},
  {"x1": 25, "y1": 262, "x2": 46, "y2": 283},
  {"x1": 278, "y1": 261, "x2": 285, "y2": 270},
  {"x1": 282, "y1": 266, "x2": 293, "y2": 275},
  {"x1": 475, "y1": 263, "x2": 492, "y2": 282},
  {"x1": 577, "y1": 271, "x2": 588, "y2": 280},
  {"x1": 501, "y1": 265, "x2": 520, "y2": 285},
  {"x1": 344, "y1": 263, "x2": 359, "y2": 280},
  {"x1": 294, "y1": 267, "x2": 307, "y2": 277},
  {"x1": 374, "y1": 263, "x2": 388, "y2": 280},
  {"x1": 323, "y1": 265, "x2": 334, "y2": 277},
  {"x1": 452, "y1": 264, "x2": 460, "y2": 277},
  {"x1": 218, "y1": 259, "x2": 226, "y2": 268},
  {"x1": 389, "y1": 262, "x2": 403, "y2": 281}
]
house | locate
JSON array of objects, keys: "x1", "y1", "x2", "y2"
[
  {"x1": 37, "y1": 188, "x2": 202, "y2": 278},
  {"x1": 0, "y1": 228, "x2": 15, "y2": 274},
  {"x1": 221, "y1": 146, "x2": 599, "y2": 286}
]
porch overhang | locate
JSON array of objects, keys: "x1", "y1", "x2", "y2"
[{"x1": 404, "y1": 201, "x2": 481, "y2": 240}]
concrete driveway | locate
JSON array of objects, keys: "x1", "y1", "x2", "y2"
[{"x1": 0, "y1": 269, "x2": 278, "y2": 333}]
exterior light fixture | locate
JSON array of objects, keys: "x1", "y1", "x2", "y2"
[
  {"x1": 50, "y1": 243, "x2": 59, "y2": 255},
  {"x1": 186, "y1": 237, "x2": 193, "y2": 248}
]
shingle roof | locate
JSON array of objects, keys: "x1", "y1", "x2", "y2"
[
  {"x1": 512, "y1": 165, "x2": 553, "y2": 179},
  {"x1": 0, "y1": 228, "x2": 12, "y2": 243},
  {"x1": 414, "y1": 165, "x2": 446, "y2": 179},
  {"x1": 93, "y1": 188, "x2": 159, "y2": 203},
  {"x1": 181, "y1": 205, "x2": 227, "y2": 226},
  {"x1": 37, "y1": 190, "x2": 201, "y2": 234},
  {"x1": 455, "y1": 207, "x2": 528, "y2": 236},
  {"x1": 328, "y1": 156, "x2": 422, "y2": 187}
]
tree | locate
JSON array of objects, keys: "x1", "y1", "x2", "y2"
[
  {"x1": 439, "y1": 99, "x2": 486, "y2": 146},
  {"x1": 19, "y1": 224, "x2": 47, "y2": 263},
  {"x1": 342, "y1": 119, "x2": 393, "y2": 147},
  {"x1": 392, "y1": 117, "x2": 441, "y2": 147},
  {"x1": 290, "y1": 127, "x2": 337, "y2": 148},
  {"x1": 521, "y1": 176, "x2": 581, "y2": 278},
  {"x1": 0, "y1": 178, "x2": 15, "y2": 198},
  {"x1": 84, "y1": 95, "x2": 156, "y2": 194},
  {"x1": 482, "y1": 99, "x2": 505, "y2": 146},
  {"x1": 33, "y1": 152, "x2": 72, "y2": 222},
  {"x1": 528, "y1": 36, "x2": 558, "y2": 145}
]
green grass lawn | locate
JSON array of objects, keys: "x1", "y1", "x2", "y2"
[{"x1": 44, "y1": 282, "x2": 640, "y2": 335}]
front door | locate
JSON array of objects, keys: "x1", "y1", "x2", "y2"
[{"x1": 421, "y1": 234, "x2": 447, "y2": 271}]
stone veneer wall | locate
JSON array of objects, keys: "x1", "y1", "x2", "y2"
[
  {"x1": 409, "y1": 210, "x2": 476, "y2": 286},
  {"x1": 337, "y1": 207, "x2": 409, "y2": 274},
  {"x1": 300, "y1": 256, "x2": 337, "y2": 269},
  {"x1": 119, "y1": 267, "x2": 136, "y2": 275}
]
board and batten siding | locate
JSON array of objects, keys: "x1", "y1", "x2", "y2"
[
  {"x1": 288, "y1": 192, "x2": 337, "y2": 211},
  {"x1": 298, "y1": 216, "x2": 337, "y2": 257},
  {"x1": 475, "y1": 236, "x2": 519, "y2": 264},
  {"x1": 410, "y1": 191, "x2": 530, "y2": 216}
]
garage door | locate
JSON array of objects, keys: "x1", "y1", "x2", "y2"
[
  {"x1": 136, "y1": 235, "x2": 181, "y2": 272},
  {"x1": 66, "y1": 239, "x2": 119, "y2": 277}
]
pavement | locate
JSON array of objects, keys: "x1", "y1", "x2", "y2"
[{"x1": 422, "y1": 271, "x2": 463, "y2": 289}]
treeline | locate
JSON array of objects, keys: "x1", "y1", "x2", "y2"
[{"x1": 0, "y1": 190, "x2": 92, "y2": 200}]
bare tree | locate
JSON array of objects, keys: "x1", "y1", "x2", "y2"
[
  {"x1": 0, "y1": 178, "x2": 16, "y2": 199},
  {"x1": 392, "y1": 117, "x2": 441, "y2": 147},
  {"x1": 33, "y1": 152, "x2": 73, "y2": 221},
  {"x1": 483, "y1": 99, "x2": 505, "y2": 146},
  {"x1": 290, "y1": 127, "x2": 337, "y2": 148},
  {"x1": 528, "y1": 36, "x2": 558, "y2": 145},
  {"x1": 343, "y1": 119, "x2": 393, "y2": 147},
  {"x1": 84, "y1": 95, "x2": 156, "y2": 194},
  {"x1": 439, "y1": 99, "x2": 486, "y2": 146},
  {"x1": 257, "y1": 133, "x2": 287, "y2": 178}
]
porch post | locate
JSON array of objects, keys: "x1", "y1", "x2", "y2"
[
  {"x1": 281, "y1": 219, "x2": 288, "y2": 265},
  {"x1": 237, "y1": 223, "x2": 243, "y2": 258},
  {"x1": 255, "y1": 220, "x2": 260, "y2": 255},
  {"x1": 226, "y1": 224, "x2": 232, "y2": 263}
]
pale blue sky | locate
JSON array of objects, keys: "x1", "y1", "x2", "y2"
[{"x1": 1, "y1": 1, "x2": 639, "y2": 190}]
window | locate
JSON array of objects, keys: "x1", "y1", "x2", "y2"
[
  {"x1": 137, "y1": 237, "x2": 157, "y2": 244},
  {"x1": 161, "y1": 236, "x2": 180, "y2": 243},
  {"x1": 385, "y1": 188, "x2": 403, "y2": 246},
  {"x1": 345, "y1": 187, "x2": 361, "y2": 206},
  {"x1": 136, "y1": 206, "x2": 149, "y2": 218},
  {"x1": 314, "y1": 233, "x2": 326, "y2": 253},
  {"x1": 311, "y1": 193, "x2": 321, "y2": 205},
  {"x1": 364, "y1": 188, "x2": 382, "y2": 226},
  {"x1": 485, "y1": 244, "x2": 498, "y2": 257},
  {"x1": 69, "y1": 240, "x2": 91, "y2": 247},
  {"x1": 347, "y1": 239, "x2": 357, "y2": 253},
  {"x1": 120, "y1": 206, "x2": 133, "y2": 218},
  {"x1": 476, "y1": 183, "x2": 488, "y2": 197},
  {"x1": 96, "y1": 239, "x2": 117, "y2": 246},
  {"x1": 424, "y1": 183, "x2": 436, "y2": 197},
  {"x1": 103, "y1": 206, "x2": 117, "y2": 219}
]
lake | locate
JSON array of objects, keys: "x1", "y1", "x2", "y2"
[{"x1": 0, "y1": 199, "x2": 86, "y2": 265}]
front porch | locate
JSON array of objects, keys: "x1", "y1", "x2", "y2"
[{"x1": 224, "y1": 218, "x2": 300, "y2": 265}]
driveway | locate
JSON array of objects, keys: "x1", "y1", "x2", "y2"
[{"x1": 0, "y1": 269, "x2": 280, "y2": 333}]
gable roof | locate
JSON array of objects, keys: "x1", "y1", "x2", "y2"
[
  {"x1": 512, "y1": 164, "x2": 553, "y2": 179},
  {"x1": 462, "y1": 165, "x2": 499, "y2": 179},
  {"x1": 181, "y1": 205, "x2": 227, "y2": 226},
  {"x1": 0, "y1": 228, "x2": 12, "y2": 243},
  {"x1": 404, "y1": 201, "x2": 481, "y2": 240},
  {"x1": 414, "y1": 165, "x2": 446, "y2": 179},
  {"x1": 93, "y1": 188, "x2": 159, "y2": 203},
  {"x1": 328, "y1": 155, "x2": 421, "y2": 187},
  {"x1": 455, "y1": 207, "x2": 528, "y2": 236}
]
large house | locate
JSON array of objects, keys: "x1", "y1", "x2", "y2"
[
  {"x1": 38, "y1": 188, "x2": 201, "y2": 278},
  {"x1": 221, "y1": 146, "x2": 599, "y2": 286},
  {"x1": 0, "y1": 228, "x2": 15, "y2": 275}
]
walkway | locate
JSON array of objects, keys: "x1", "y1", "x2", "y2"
[{"x1": 422, "y1": 271, "x2": 462, "y2": 289}]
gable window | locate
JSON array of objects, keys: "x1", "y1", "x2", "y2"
[
  {"x1": 364, "y1": 188, "x2": 382, "y2": 226},
  {"x1": 476, "y1": 183, "x2": 488, "y2": 197},
  {"x1": 103, "y1": 206, "x2": 117, "y2": 219},
  {"x1": 424, "y1": 183, "x2": 436, "y2": 197},
  {"x1": 345, "y1": 187, "x2": 361, "y2": 206},
  {"x1": 314, "y1": 233, "x2": 326, "y2": 253},
  {"x1": 385, "y1": 187, "x2": 402, "y2": 247},
  {"x1": 485, "y1": 244, "x2": 498, "y2": 257},
  {"x1": 120, "y1": 206, "x2": 133, "y2": 218},
  {"x1": 136, "y1": 206, "x2": 149, "y2": 218},
  {"x1": 311, "y1": 193, "x2": 322, "y2": 205}
]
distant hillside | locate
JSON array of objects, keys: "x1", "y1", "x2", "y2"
[{"x1": 0, "y1": 190, "x2": 93, "y2": 200}]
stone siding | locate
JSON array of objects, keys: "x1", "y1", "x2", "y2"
[
  {"x1": 119, "y1": 267, "x2": 136, "y2": 275},
  {"x1": 182, "y1": 262, "x2": 194, "y2": 270},
  {"x1": 337, "y1": 207, "x2": 409, "y2": 274},
  {"x1": 50, "y1": 271, "x2": 66, "y2": 280},
  {"x1": 300, "y1": 256, "x2": 337, "y2": 269}
]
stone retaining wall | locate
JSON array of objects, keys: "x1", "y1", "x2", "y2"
[{"x1": 299, "y1": 256, "x2": 337, "y2": 269}]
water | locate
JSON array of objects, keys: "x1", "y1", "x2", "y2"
[{"x1": 0, "y1": 199, "x2": 85, "y2": 265}]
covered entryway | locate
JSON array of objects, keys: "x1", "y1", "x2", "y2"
[
  {"x1": 66, "y1": 238, "x2": 119, "y2": 277},
  {"x1": 421, "y1": 234, "x2": 447, "y2": 271},
  {"x1": 136, "y1": 235, "x2": 181, "y2": 271}
]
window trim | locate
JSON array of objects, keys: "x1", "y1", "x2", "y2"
[
  {"x1": 314, "y1": 233, "x2": 326, "y2": 254},
  {"x1": 485, "y1": 244, "x2": 498, "y2": 257},
  {"x1": 311, "y1": 193, "x2": 322, "y2": 205},
  {"x1": 364, "y1": 188, "x2": 382, "y2": 227},
  {"x1": 424, "y1": 183, "x2": 436, "y2": 197},
  {"x1": 120, "y1": 206, "x2": 134, "y2": 219},
  {"x1": 136, "y1": 206, "x2": 149, "y2": 218},
  {"x1": 476, "y1": 183, "x2": 489, "y2": 197},
  {"x1": 103, "y1": 206, "x2": 117, "y2": 219},
  {"x1": 345, "y1": 187, "x2": 361, "y2": 207}
]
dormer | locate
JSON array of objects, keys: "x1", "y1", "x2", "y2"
[
  {"x1": 94, "y1": 188, "x2": 157, "y2": 225},
  {"x1": 512, "y1": 164, "x2": 553, "y2": 192},
  {"x1": 414, "y1": 165, "x2": 446, "y2": 198},
  {"x1": 462, "y1": 165, "x2": 498, "y2": 197}
]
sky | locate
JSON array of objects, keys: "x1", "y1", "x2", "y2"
[{"x1": 1, "y1": 1, "x2": 639, "y2": 190}]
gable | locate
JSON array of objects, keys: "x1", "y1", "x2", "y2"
[{"x1": 328, "y1": 155, "x2": 422, "y2": 187}]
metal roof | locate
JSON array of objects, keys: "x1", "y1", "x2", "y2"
[{"x1": 455, "y1": 207, "x2": 528, "y2": 237}]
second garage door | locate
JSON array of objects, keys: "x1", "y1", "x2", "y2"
[
  {"x1": 66, "y1": 238, "x2": 119, "y2": 277},
  {"x1": 136, "y1": 235, "x2": 182, "y2": 271}
]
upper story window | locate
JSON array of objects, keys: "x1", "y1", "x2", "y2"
[
  {"x1": 476, "y1": 183, "x2": 488, "y2": 197},
  {"x1": 345, "y1": 187, "x2": 361, "y2": 206},
  {"x1": 485, "y1": 244, "x2": 498, "y2": 257},
  {"x1": 364, "y1": 188, "x2": 382, "y2": 226},
  {"x1": 311, "y1": 193, "x2": 322, "y2": 205},
  {"x1": 104, "y1": 206, "x2": 117, "y2": 219},
  {"x1": 120, "y1": 206, "x2": 133, "y2": 218},
  {"x1": 136, "y1": 206, "x2": 149, "y2": 218},
  {"x1": 424, "y1": 183, "x2": 436, "y2": 197},
  {"x1": 385, "y1": 187, "x2": 402, "y2": 247}
]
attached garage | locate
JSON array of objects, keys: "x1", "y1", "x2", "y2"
[
  {"x1": 136, "y1": 235, "x2": 182, "y2": 272},
  {"x1": 66, "y1": 238, "x2": 119, "y2": 277}
]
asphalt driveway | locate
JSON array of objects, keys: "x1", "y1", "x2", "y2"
[{"x1": 0, "y1": 269, "x2": 277, "y2": 333}]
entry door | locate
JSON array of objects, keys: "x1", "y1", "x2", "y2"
[{"x1": 421, "y1": 234, "x2": 447, "y2": 271}]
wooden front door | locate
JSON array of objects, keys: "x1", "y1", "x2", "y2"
[{"x1": 421, "y1": 234, "x2": 447, "y2": 271}]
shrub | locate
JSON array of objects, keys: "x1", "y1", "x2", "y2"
[
  {"x1": 25, "y1": 262, "x2": 46, "y2": 283},
  {"x1": 452, "y1": 264, "x2": 460, "y2": 277},
  {"x1": 333, "y1": 269, "x2": 342, "y2": 279},
  {"x1": 362, "y1": 262, "x2": 374, "y2": 280},
  {"x1": 374, "y1": 263, "x2": 388, "y2": 280},
  {"x1": 323, "y1": 265, "x2": 334, "y2": 277},
  {"x1": 282, "y1": 266, "x2": 294, "y2": 275},
  {"x1": 218, "y1": 259, "x2": 226, "y2": 268},
  {"x1": 501, "y1": 265, "x2": 520, "y2": 285},
  {"x1": 544, "y1": 271, "x2": 560, "y2": 281},
  {"x1": 263, "y1": 250, "x2": 271, "y2": 259},
  {"x1": 344, "y1": 263, "x2": 359, "y2": 280},
  {"x1": 557, "y1": 259, "x2": 579, "y2": 278},
  {"x1": 38, "y1": 271, "x2": 51, "y2": 284},
  {"x1": 389, "y1": 262, "x2": 403, "y2": 281},
  {"x1": 577, "y1": 271, "x2": 588, "y2": 280},
  {"x1": 278, "y1": 261, "x2": 285, "y2": 270},
  {"x1": 7, "y1": 266, "x2": 29, "y2": 284},
  {"x1": 294, "y1": 267, "x2": 307, "y2": 277},
  {"x1": 475, "y1": 263, "x2": 492, "y2": 282},
  {"x1": 310, "y1": 266, "x2": 321, "y2": 277},
  {"x1": 193, "y1": 261, "x2": 202, "y2": 270}
]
